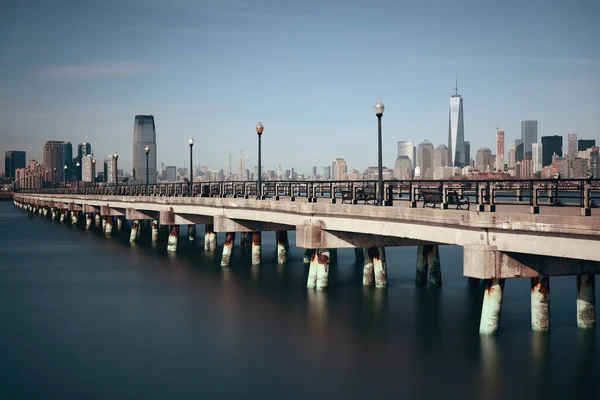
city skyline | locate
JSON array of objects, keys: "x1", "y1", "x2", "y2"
[{"x1": 1, "y1": 0, "x2": 599, "y2": 174}]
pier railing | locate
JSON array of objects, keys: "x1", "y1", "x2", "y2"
[{"x1": 15, "y1": 178, "x2": 600, "y2": 214}]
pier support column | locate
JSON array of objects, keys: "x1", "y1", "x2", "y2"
[
  {"x1": 204, "y1": 224, "x2": 216, "y2": 251},
  {"x1": 130, "y1": 220, "x2": 139, "y2": 243},
  {"x1": 116, "y1": 217, "x2": 123, "y2": 232},
  {"x1": 101, "y1": 217, "x2": 106, "y2": 232},
  {"x1": 251, "y1": 232, "x2": 261, "y2": 265},
  {"x1": 59, "y1": 210, "x2": 66, "y2": 223},
  {"x1": 531, "y1": 277, "x2": 550, "y2": 331},
  {"x1": 363, "y1": 248, "x2": 374, "y2": 286},
  {"x1": 577, "y1": 274, "x2": 595, "y2": 328},
  {"x1": 354, "y1": 247, "x2": 365, "y2": 262},
  {"x1": 71, "y1": 211, "x2": 78, "y2": 226},
  {"x1": 303, "y1": 249, "x2": 312, "y2": 263},
  {"x1": 188, "y1": 225, "x2": 196, "y2": 241},
  {"x1": 307, "y1": 250, "x2": 318, "y2": 288},
  {"x1": 221, "y1": 232, "x2": 236, "y2": 266},
  {"x1": 316, "y1": 249, "x2": 330, "y2": 290},
  {"x1": 95, "y1": 214, "x2": 101, "y2": 228},
  {"x1": 479, "y1": 278, "x2": 505, "y2": 335},
  {"x1": 370, "y1": 247, "x2": 387, "y2": 288},
  {"x1": 167, "y1": 225, "x2": 179, "y2": 252},
  {"x1": 415, "y1": 245, "x2": 442, "y2": 285},
  {"x1": 105, "y1": 216, "x2": 113, "y2": 237},
  {"x1": 240, "y1": 232, "x2": 251, "y2": 250},
  {"x1": 276, "y1": 231, "x2": 287, "y2": 264},
  {"x1": 151, "y1": 220, "x2": 159, "y2": 242},
  {"x1": 86, "y1": 213, "x2": 92, "y2": 230}
]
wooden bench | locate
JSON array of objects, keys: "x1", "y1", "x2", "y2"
[{"x1": 419, "y1": 188, "x2": 469, "y2": 210}]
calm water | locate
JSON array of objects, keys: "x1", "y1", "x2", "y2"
[{"x1": 0, "y1": 202, "x2": 598, "y2": 399}]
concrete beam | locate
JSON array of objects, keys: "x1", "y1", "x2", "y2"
[
  {"x1": 160, "y1": 209, "x2": 213, "y2": 225},
  {"x1": 464, "y1": 244, "x2": 600, "y2": 278},
  {"x1": 126, "y1": 208, "x2": 158, "y2": 220},
  {"x1": 100, "y1": 205, "x2": 124, "y2": 216},
  {"x1": 296, "y1": 225, "x2": 436, "y2": 249},
  {"x1": 83, "y1": 204, "x2": 100, "y2": 214},
  {"x1": 213, "y1": 215, "x2": 295, "y2": 233}
]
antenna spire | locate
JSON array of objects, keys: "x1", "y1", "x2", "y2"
[{"x1": 455, "y1": 71, "x2": 458, "y2": 96}]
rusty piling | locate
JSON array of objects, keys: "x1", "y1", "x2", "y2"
[
  {"x1": 221, "y1": 232, "x2": 236, "y2": 266},
  {"x1": 577, "y1": 274, "x2": 595, "y2": 328},
  {"x1": 479, "y1": 278, "x2": 505, "y2": 335},
  {"x1": 531, "y1": 277, "x2": 550, "y2": 331}
]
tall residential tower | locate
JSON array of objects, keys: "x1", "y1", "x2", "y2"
[{"x1": 133, "y1": 115, "x2": 157, "y2": 184}]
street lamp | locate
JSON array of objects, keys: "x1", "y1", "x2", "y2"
[
  {"x1": 63, "y1": 164, "x2": 68, "y2": 189},
  {"x1": 53, "y1": 168, "x2": 57, "y2": 188},
  {"x1": 256, "y1": 121, "x2": 263, "y2": 199},
  {"x1": 145, "y1": 145, "x2": 150, "y2": 193},
  {"x1": 188, "y1": 138, "x2": 194, "y2": 195},
  {"x1": 92, "y1": 158, "x2": 96, "y2": 188},
  {"x1": 76, "y1": 161, "x2": 80, "y2": 192},
  {"x1": 374, "y1": 100, "x2": 385, "y2": 206},
  {"x1": 113, "y1": 151, "x2": 119, "y2": 193}
]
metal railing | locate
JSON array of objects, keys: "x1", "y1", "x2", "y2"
[{"x1": 14, "y1": 178, "x2": 600, "y2": 214}]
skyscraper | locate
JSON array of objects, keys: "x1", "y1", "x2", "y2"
[
  {"x1": 532, "y1": 143, "x2": 543, "y2": 174},
  {"x1": 508, "y1": 144, "x2": 515, "y2": 169},
  {"x1": 238, "y1": 151, "x2": 246, "y2": 180},
  {"x1": 43, "y1": 141, "x2": 64, "y2": 183},
  {"x1": 433, "y1": 145, "x2": 449, "y2": 168},
  {"x1": 475, "y1": 148, "x2": 493, "y2": 172},
  {"x1": 323, "y1": 166, "x2": 331, "y2": 180},
  {"x1": 417, "y1": 140, "x2": 434, "y2": 179},
  {"x1": 448, "y1": 77, "x2": 465, "y2": 167},
  {"x1": 397, "y1": 141, "x2": 414, "y2": 163},
  {"x1": 331, "y1": 158, "x2": 347, "y2": 180},
  {"x1": 464, "y1": 141, "x2": 471, "y2": 166},
  {"x1": 104, "y1": 155, "x2": 117, "y2": 183},
  {"x1": 226, "y1": 152, "x2": 231, "y2": 179},
  {"x1": 4, "y1": 151, "x2": 26, "y2": 179},
  {"x1": 578, "y1": 139, "x2": 596, "y2": 151},
  {"x1": 62, "y1": 142, "x2": 73, "y2": 182},
  {"x1": 77, "y1": 142, "x2": 92, "y2": 161},
  {"x1": 521, "y1": 120, "x2": 538, "y2": 157},
  {"x1": 590, "y1": 147, "x2": 599, "y2": 178},
  {"x1": 81, "y1": 155, "x2": 94, "y2": 182},
  {"x1": 515, "y1": 139, "x2": 524, "y2": 163},
  {"x1": 133, "y1": 115, "x2": 157, "y2": 184},
  {"x1": 568, "y1": 133, "x2": 578, "y2": 159},
  {"x1": 541, "y1": 135, "x2": 563, "y2": 167},
  {"x1": 496, "y1": 129, "x2": 505, "y2": 171}
]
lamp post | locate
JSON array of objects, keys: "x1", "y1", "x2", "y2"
[
  {"x1": 53, "y1": 168, "x2": 57, "y2": 188},
  {"x1": 113, "y1": 151, "x2": 119, "y2": 193},
  {"x1": 145, "y1": 145, "x2": 150, "y2": 193},
  {"x1": 92, "y1": 158, "x2": 96, "y2": 188},
  {"x1": 256, "y1": 121, "x2": 263, "y2": 199},
  {"x1": 188, "y1": 137, "x2": 194, "y2": 184},
  {"x1": 63, "y1": 164, "x2": 68, "y2": 189},
  {"x1": 374, "y1": 100, "x2": 385, "y2": 206},
  {"x1": 76, "y1": 161, "x2": 80, "y2": 192}
]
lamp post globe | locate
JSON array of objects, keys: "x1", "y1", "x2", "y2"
[
  {"x1": 92, "y1": 158, "x2": 96, "y2": 188},
  {"x1": 64, "y1": 164, "x2": 68, "y2": 189},
  {"x1": 374, "y1": 100, "x2": 385, "y2": 206},
  {"x1": 256, "y1": 122, "x2": 264, "y2": 199}
]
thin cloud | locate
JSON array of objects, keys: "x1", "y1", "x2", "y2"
[{"x1": 39, "y1": 61, "x2": 164, "y2": 79}]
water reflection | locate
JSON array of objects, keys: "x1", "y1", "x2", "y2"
[{"x1": 479, "y1": 335, "x2": 501, "y2": 399}]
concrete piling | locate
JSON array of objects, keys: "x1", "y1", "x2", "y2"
[
  {"x1": 276, "y1": 231, "x2": 287, "y2": 264},
  {"x1": 316, "y1": 249, "x2": 330, "y2": 290},
  {"x1": 59, "y1": 210, "x2": 66, "y2": 223},
  {"x1": 116, "y1": 217, "x2": 123, "y2": 231},
  {"x1": 240, "y1": 232, "x2": 251, "y2": 250},
  {"x1": 167, "y1": 225, "x2": 179, "y2": 252},
  {"x1": 307, "y1": 250, "x2": 318, "y2": 288},
  {"x1": 479, "y1": 278, "x2": 505, "y2": 335},
  {"x1": 71, "y1": 211, "x2": 78, "y2": 226},
  {"x1": 415, "y1": 245, "x2": 442, "y2": 285},
  {"x1": 86, "y1": 213, "x2": 92, "y2": 230},
  {"x1": 188, "y1": 224, "x2": 196, "y2": 241},
  {"x1": 370, "y1": 247, "x2": 387, "y2": 288},
  {"x1": 204, "y1": 224, "x2": 216, "y2": 251},
  {"x1": 354, "y1": 247, "x2": 365, "y2": 262},
  {"x1": 130, "y1": 220, "x2": 139, "y2": 243},
  {"x1": 576, "y1": 274, "x2": 595, "y2": 328},
  {"x1": 94, "y1": 214, "x2": 101, "y2": 228},
  {"x1": 105, "y1": 216, "x2": 113, "y2": 237},
  {"x1": 101, "y1": 217, "x2": 107, "y2": 232},
  {"x1": 303, "y1": 249, "x2": 312, "y2": 263},
  {"x1": 151, "y1": 220, "x2": 159, "y2": 242},
  {"x1": 251, "y1": 232, "x2": 261, "y2": 265},
  {"x1": 221, "y1": 232, "x2": 236, "y2": 266},
  {"x1": 363, "y1": 248, "x2": 375, "y2": 286},
  {"x1": 531, "y1": 277, "x2": 550, "y2": 331}
]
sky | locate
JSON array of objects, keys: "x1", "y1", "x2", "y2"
[{"x1": 1, "y1": 0, "x2": 599, "y2": 175}]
